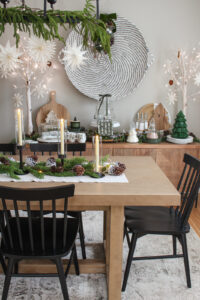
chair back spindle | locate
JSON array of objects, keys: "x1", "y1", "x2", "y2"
[
  {"x1": 0, "y1": 185, "x2": 75, "y2": 256},
  {"x1": 0, "y1": 143, "x2": 16, "y2": 155},
  {"x1": 30, "y1": 143, "x2": 86, "y2": 156},
  {"x1": 176, "y1": 154, "x2": 200, "y2": 227}
]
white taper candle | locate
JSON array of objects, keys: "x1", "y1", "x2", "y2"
[
  {"x1": 60, "y1": 119, "x2": 65, "y2": 155},
  {"x1": 17, "y1": 109, "x2": 22, "y2": 146},
  {"x1": 95, "y1": 135, "x2": 100, "y2": 172}
]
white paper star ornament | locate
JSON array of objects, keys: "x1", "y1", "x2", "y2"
[
  {"x1": 0, "y1": 41, "x2": 22, "y2": 77},
  {"x1": 59, "y1": 42, "x2": 87, "y2": 71}
]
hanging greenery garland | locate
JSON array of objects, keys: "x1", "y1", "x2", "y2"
[{"x1": 0, "y1": 0, "x2": 112, "y2": 57}]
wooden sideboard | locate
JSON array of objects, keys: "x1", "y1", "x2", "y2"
[{"x1": 24, "y1": 142, "x2": 200, "y2": 188}]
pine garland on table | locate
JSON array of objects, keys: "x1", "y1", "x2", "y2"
[{"x1": 0, "y1": 156, "x2": 101, "y2": 180}]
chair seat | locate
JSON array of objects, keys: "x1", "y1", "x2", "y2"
[
  {"x1": 125, "y1": 206, "x2": 190, "y2": 234},
  {"x1": 1, "y1": 217, "x2": 79, "y2": 257}
]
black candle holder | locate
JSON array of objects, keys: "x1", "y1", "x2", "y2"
[
  {"x1": 17, "y1": 145, "x2": 24, "y2": 170},
  {"x1": 58, "y1": 154, "x2": 66, "y2": 166}
]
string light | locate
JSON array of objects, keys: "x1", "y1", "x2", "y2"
[{"x1": 164, "y1": 47, "x2": 200, "y2": 116}]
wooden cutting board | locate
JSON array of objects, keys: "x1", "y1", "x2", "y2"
[
  {"x1": 137, "y1": 103, "x2": 171, "y2": 130},
  {"x1": 154, "y1": 103, "x2": 170, "y2": 130},
  {"x1": 36, "y1": 91, "x2": 70, "y2": 128},
  {"x1": 137, "y1": 103, "x2": 154, "y2": 122}
]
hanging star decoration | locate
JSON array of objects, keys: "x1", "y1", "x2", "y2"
[
  {"x1": 59, "y1": 42, "x2": 87, "y2": 71},
  {"x1": 0, "y1": 41, "x2": 22, "y2": 78},
  {"x1": 26, "y1": 37, "x2": 56, "y2": 70}
]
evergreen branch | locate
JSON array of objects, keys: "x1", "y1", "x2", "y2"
[
  {"x1": 0, "y1": 155, "x2": 109, "y2": 180},
  {"x1": 0, "y1": 1, "x2": 114, "y2": 57}
]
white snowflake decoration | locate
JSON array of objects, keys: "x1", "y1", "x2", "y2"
[
  {"x1": 13, "y1": 93, "x2": 23, "y2": 108},
  {"x1": 59, "y1": 42, "x2": 87, "y2": 71},
  {"x1": 194, "y1": 72, "x2": 200, "y2": 86},
  {"x1": 0, "y1": 41, "x2": 22, "y2": 77},
  {"x1": 168, "y1": 91, "x2": 177, "y2": 105},
  {"x1": 26, "y1": 37, "x2": 56, "y2": 69},
  {"x1": 32, "y1": 82, "x2": 49, "y2": 99}
]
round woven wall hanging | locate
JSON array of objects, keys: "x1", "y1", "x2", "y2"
[{"x1": 64, "y1": 16, "x2": 149, "y2": 101}]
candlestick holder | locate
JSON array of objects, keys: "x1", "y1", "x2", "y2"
[
  {"x1": 17, "y1": 145, "x2": 24, "y2": 170},
  {"x1": 58, "y1": 154, "x2": 66, "y2": 166}
]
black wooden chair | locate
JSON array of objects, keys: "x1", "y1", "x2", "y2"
[
  {"x1": 122, "y1": 153, "x2": 200, "y2": 292},
  {"x1": 0, "y1": 144, "x2": 16, "y2": 155},
  {"x1": 30, "y1": 142, "x2": 86, "y2": 156},
  {"x1": 30, "y1": 142, "x2": 87, "y2": 259},
  {"x1": 0, "y1": 185, "x2": 79, "y2": 300}
]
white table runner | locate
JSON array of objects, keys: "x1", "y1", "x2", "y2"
[{"x1": 0, "y1": 173, "x2": 128, "y2": 183}]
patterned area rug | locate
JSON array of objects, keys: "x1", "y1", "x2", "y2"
[{"x1": 0, "y1": 211, "x2": 200, "y2": 300}]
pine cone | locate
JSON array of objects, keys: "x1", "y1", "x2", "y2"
[
  {"x1": 56, "y1": 166, "x2": 64, "y2": 173},
  {"x1": 0, "y1": 157, "x2": 10, "y2": 165},
  {"x1": 116, "y1": 162, "x2": 126, "y2": 171},
  {"x1": 112, "y1": 166, "x2": 124, "y2": 176},
  {"x1": 73, "y1": 165, "x2": 85, "y2": 176},
  {"x1": 46, "y1": 157, "x2": 56, "y2": 167},
  {"x1": 25, "y1": 156, "x2": 37, "y2": 167},
  {"x1": 108, "y1": 164, "x2": 125, "y2": 176},
  {"x1": 50, "y1": 165, "x2": 64, "y2": 173},
  {"x1": 31, "y1": 155, "x2": 38, "y2": 162},
  {"x1": 51, "y1": 166, "x2": 57, "y2": 173}
]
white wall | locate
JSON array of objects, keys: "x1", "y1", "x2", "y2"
[{"x1": 0, "y1": 0, "x2": 200, "y2": 142}]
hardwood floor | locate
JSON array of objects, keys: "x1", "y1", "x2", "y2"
[{"x1": 190, "y1": 194, "x2": 200, "y2": 237}]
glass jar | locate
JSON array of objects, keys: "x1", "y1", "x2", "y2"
[
  {"x1": 147, "y1": 115, "x2": 158, "y2": 139},
  {"x1": 139, "y1": 113, "x2": 145, "y2": 131}
]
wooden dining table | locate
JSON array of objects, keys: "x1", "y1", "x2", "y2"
[{"x1": 0, "y1": 156, "x2": 180, "y2": 300}]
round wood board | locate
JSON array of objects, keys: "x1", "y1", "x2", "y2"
[
  {"x1": 36, "y1": 91, "x2": 70, "y2": 128},
  {"x1": 137, "y1": 103, "x2": 171, "y2": 131}
]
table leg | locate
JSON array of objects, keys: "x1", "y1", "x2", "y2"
[
  {"x1": 103, "y1": 210, "x2": 107, "y2": 241},
  {"x1": 106, "y1": 206, "x2": 124, "y2": 300}
]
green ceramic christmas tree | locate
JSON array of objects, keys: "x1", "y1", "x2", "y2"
[{"x1": 172, "y1": 111, "x2": 188, "y2": 139}]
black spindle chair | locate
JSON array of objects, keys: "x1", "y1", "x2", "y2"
[
  {"x1": 30, "y1": 143, "x2": 86, "y2": 157},
  {"x1": 0, "y1": 185, "x2": 79, "y2": 300},
  {"x1": 0, "y1": 144, "x2": 16, "y2": 155},
  {"x1": 30, "y1": 142, "x2": 87, "y2": 259},
  {"x1": 122, "y1": 153, "x2": 200, "y2": 292}
]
